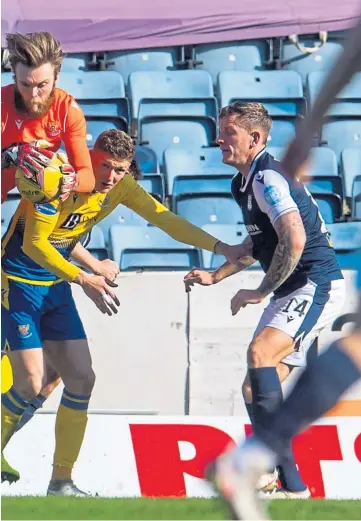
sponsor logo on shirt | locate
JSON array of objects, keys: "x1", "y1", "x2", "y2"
[
  {"x1": 246, "y1": 224, "x2": 262, "y2": 235},
  {"x1": 34, "y1": 203, "x2": 58, "y2": 216},
  {"x1": 264, "y1": 185, "x2": 283, "y2": 206},
  {"x1": 46, "y1": 122, "x2": 61, "y2": 138}
]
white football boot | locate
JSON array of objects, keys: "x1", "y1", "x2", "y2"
[{"x1": 47, "y1": 479, "x2": 90, "y2": 497}]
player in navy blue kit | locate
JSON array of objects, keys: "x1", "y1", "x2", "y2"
[
  {"x1": 197, "y1": 11, "x2": 361, "y2": 520},
  {"x1": 184, "y1": 102, "x2": 346, "y2": 498}
]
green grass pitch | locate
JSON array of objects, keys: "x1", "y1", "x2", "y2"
[{"x1": 2, "y1": 497, "x2": 361, "y2": 520}]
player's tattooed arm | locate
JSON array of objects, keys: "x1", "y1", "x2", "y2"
[
  {"x1": 213, "y1": 235, "x2": 257, "y2": 283},
  {"x1": 257, "y1": 211, "x2": 306, "y2": 297}
]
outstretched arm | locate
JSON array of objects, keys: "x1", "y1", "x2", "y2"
[{"x1": 184, "y1": 235, "x2": 256, "y2": 291}]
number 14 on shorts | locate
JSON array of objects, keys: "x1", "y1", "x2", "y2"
[{"x1": 281, "y1": 297, "x2": 310, "y2": 322}]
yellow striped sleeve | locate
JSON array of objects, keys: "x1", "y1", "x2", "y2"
[
  {"x1": 119, "y1": 175, "x2": 218, "y2": 252},
  {"x1": 22, "y1": 201, "x2": 81, "y2": 283}
]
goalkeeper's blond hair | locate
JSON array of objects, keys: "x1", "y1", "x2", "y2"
[{"x1": 6, "y1": 32, "x2": 64, "y2": 78}]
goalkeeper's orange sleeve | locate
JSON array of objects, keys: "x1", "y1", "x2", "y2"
[
  {"x1": 62, "y1": 100, "x2": 95, "y2": 193},
  {"x1": 119, "y1": 175, "x2": 218, "y2": 252},
  {"x1": 22, "y1": 201, "x2": 82, "y2": 282}
]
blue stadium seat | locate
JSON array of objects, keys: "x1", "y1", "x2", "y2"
[
  {"x1": 194, "y1": 40, "x2": 267, "y2": 85},
  {"x1": 85, "y1": 117, "x2": 127, "y2": 147},
  {"x1": 304, "y1": 175, "x2": 344, "y2": 199},
  {"x1": 218, "y1": 71, "x2": 304, "y2": 115},
  {"x1": 175, "y1": 193, "x2": 243, "y2": 227},
  {"x1": 135, "y1": 146, "x2": 159, "y2": 173},
  {"x1": 1, "y1": 226, "x2": 7, "y2": 238},
  {"x1": 109, "y1": 224, "x2": 202, "y2": 270},
  {"x1": 129, "y1": 70, "x2": 217, "y2": 123},
  {"x1": 57, "y1": 71, "x2": 129, "y2": 128},
  {"x1": 62, "y1": 53, "x2": 94, "y2": 71},
  {"x1": 200, "y1": 224, "x2": 260, "y2": 269},
  {"x1": 138, "y1": 174, "x2": 165, "y2": 202},
  {"x1": 97, "y1": 203, "x2": 148, "y2": 244},
  {"x1": 352, "y1": 175, "x2": 361, "y2": 219},
  {"x1": 140, "y1": 118, "x2": 217, "y2": 170},
  {"x1": 172, "y1": 174, "x2": 233, "y2": 209},
  {"x1": 263, "y1": 147, "x2": 338, "y2": 177},
  {"x1": 1, "y1": 197, "x2": 20, "y2": 229},
  {"x1": 106, "y1": 47, "x2": 178, "y2": 84},
  {"x1": 328, "y1": 222, "x2": 361, "y2": 269},
  {"x1": 321, "y1": 120, "x2": 361, "y2": 163},
  {"x1": 313, "y1": 193, "x2": 342, "y2": 223},
  {"x1": 164, "y1": 147, "x2": 237, "y2": 194},
  {"x1": 280, "y1": 36, "x2": 343, "y2": 85},
  {"x1": 218, "y1": 71, "x2": 304, "y2": 148},
  {"x1": 307, "y1": 147, "x2": 338, "y2": 177},
  {"x1": 308, "y1": 72, "x2": 361, "y2": 161},
  {"x1": 1, "y1": 72, "x2": 12, "y2": 86},
  {"x1": 307, "y1": 71, "x2": 361, "y2": 116},
  {"x1": 341, "y1": 148, "x2": 361, "y2": 198},
  {"x1": 85, "y1": 225, "x2": 108, "y2": 261},
  {"x1": 267, "y1": 122, "x2": 296, "y2": 148}
]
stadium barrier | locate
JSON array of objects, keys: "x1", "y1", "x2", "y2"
[{"x1": 42, "y1": 270, "x2": 361, "y2": 414}]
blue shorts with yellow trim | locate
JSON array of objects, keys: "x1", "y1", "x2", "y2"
[{"x1": 1, "y1": 278, "x2": 86, "y2": 351}]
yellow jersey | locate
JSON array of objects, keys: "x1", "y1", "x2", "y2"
[{"x1": 1, "y1": 175, "x2": 218, "y2": 284}]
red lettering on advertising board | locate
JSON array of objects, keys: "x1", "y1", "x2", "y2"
[
  {"x1": 354, "y1": 432, "x2": 361, "y2": 463},
  {"x1": 130, "y1": 424, "x2": 235, "y2": 496},
  {"x1": 130, "y1": 423, "x2": 356, "y2": 498}
]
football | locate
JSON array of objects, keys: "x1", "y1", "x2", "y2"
[{"x1": 15, "y1": 155, "x2": 65, "y2": 204}]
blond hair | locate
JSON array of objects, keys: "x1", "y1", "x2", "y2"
[
  {"x1": 6, "y1": 32, "x2": 64, "y2": 78},
  {"x1": 220, "y1": 101, "x2": 272, "y2": 143}
]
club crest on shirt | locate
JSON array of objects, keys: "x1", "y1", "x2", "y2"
[
  {"x1": 17, "y1": 324, "x2": 32, "y2": 338},
  {"x1": 46, "y1": 121, "x2": 61, "y2": 138}
]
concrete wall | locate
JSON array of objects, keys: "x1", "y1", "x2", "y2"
[{"x1": 43, "y1": 270, "x2": 361, "y2": 414}]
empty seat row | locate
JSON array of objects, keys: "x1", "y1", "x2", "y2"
[{"x1": 60, "y1": 35, "x2": 343, "y2": 87}]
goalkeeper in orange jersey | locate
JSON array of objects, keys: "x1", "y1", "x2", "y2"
[
  {"x1": 1, "y1": 31, "x2": 95, "y2": 203},
  {"x1": 1, "y1": 129, "x2": 243, "y2": 496}
]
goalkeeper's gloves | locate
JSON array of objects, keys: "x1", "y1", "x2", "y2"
[{"x1": 12, "y1": 141, "x2": 78, "y2": 202}]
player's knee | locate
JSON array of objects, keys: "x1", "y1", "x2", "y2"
[
  {"x1": 242, "y1": 378, "x2": 252, "y2": 403},
  {"x1": 67, "y1": 367, "x2": 95, "y2": 396},
  {"x1": 83, "y1": 368, "x2": 95, "y2": 395},
  {"x1": 247, "y1": 340, "x2": 273, "y2": 368},
  {"x1": 15, "y1": 375, "x2": 43, "y2": 401}
]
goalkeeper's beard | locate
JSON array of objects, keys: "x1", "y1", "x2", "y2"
[{"x1": 14, "y1": 87, "x2": 55, "y2": 119}]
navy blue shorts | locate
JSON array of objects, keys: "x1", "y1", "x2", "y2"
[{"x1": 1, "y1": 278, "x2": 86, "y2": 351}]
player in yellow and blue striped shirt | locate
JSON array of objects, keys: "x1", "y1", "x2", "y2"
[{"x1": 1, "y1": 129, "x2": 241, "y2": 496}]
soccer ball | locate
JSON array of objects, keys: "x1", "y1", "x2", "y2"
[{"x1": 15, "y1": 155, "x2": 64, "y2": 204}]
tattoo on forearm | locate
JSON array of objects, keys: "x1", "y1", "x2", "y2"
[
  {"x1": 259, "y1": 213, "x2": 305, "y2": 296},
  {"x1": 216, "y1": 235, "x2": 256, "y2": 282}
]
